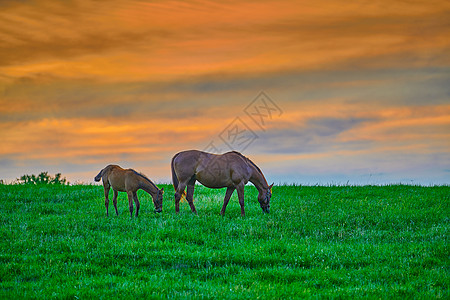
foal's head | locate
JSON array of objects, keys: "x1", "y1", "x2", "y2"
[
  {"x1": 258, "y1": 183, "x2": 273, "y2": 213},
  {"x1": 153, "y1": 188, "x2": 164, "y2": 213}
]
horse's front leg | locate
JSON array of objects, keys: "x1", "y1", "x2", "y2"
[
  {"x1": 127, "y1": 191, "x2": 134, "y2": 218},
  {"x1": 221, "y1": 187, "x2": 235, "y2": 216},
  {"x1": 236, "y1": 184, "x2": 245, "y2": 217}
]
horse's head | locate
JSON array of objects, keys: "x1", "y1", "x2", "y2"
[
  {"x1": 258, "y1": 183, "x2": 273, "y2": 213},
  {"x1": 154, "y1": 188, "x2": 164, "y2": 213}
]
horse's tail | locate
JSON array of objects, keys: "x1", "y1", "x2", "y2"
[
  {"x1": 171, "y1": 154, "x2": 186, "y2": 198},
  {"x1": 94, "y1": 168, "x2": 104, "y2": 182},
  {"x1": 171, "y1": 155, "x2": 179, "y2": 191}
]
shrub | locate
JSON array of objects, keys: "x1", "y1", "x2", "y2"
[{"x1": 16, "y1": 172, "x2": 69, "y2": 185}]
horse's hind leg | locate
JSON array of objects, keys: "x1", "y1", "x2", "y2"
[
  {"x1": 174, "y1": 182, "x2": 187, "y2": 213},
  {"x1": 103, "y1": 183, "x2": 111, "y2": 217},
  {"x1": 221, "y1": 187, "x2": 235, "y2": 216},
  {"x1": 186, "y1": 183, "x2": 197, "y2": 215},
  {"x1": 133, "y1": 191, "x2": 140, "y2": 217},
  {"x1": 127, "y1": 191, "x2": 134, "y2": 218},
  {"x1": 112, "y1": 190, "x2": 119, "y2": 216}
]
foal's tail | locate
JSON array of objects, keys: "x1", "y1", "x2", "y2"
[{"x1": 94, "y1": 168, "x2": 104, "y2": 182}]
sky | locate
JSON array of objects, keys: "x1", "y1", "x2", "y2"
[{"x1": 1, "y1": 0, "x2": 449, "y2": 185}]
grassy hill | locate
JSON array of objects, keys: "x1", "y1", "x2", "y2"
[{"x1": 0, "y1": 183, "x2": 448, "y2": 298}]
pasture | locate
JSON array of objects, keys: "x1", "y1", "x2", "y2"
[{"x1": 0, "y1": 183, "x2": 448, "y2": 298}]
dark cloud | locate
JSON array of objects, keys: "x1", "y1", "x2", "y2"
[
  {"x1": 0, "y1": 0, "x2": 171, "y2": 67},
  {"x1": 0, "y1": 30, "x2": 168, "y2": 67},
  {"x1": 255, "y1": 117, "x2": 375, "y2": 155},
  {"x1": 2, "y1": 65, "x2": 449, "y2": 124}
]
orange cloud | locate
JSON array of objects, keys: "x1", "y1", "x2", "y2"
[
  {"x1": 0, "y1": 111, "x2": 233, "y2": 161},
  {"x1": 1, "y1": 0, "x2": 449, "y2": 81}
]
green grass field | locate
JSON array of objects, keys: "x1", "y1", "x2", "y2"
[{"x1": 0, "y1": 183, "x2": 448, "y2": 298}]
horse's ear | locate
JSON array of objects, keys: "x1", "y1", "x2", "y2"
[
  {"x1": 161, "y1": 188, "x2": 164, "y2": 193},
  {"x1": 269, "y1": 183, "x2": 274, "y2": 192}
]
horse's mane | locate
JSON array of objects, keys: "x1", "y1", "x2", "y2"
[
  {"x1": 228, "y1": 151, "x2": 266, "y2": 182},
  {"x1": 131, "y1": 169, "x2": 159, "y2": 190}
]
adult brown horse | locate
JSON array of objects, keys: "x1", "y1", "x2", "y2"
[
  {"x1": 94, "y1": 165, "x2": 164, "y2": 217},
  {"x1": 171, "y1": 150, "x2": 273, "y2": 216}
]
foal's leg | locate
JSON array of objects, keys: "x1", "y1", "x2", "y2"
[
  {"x1": 220, "y1": 187, "x2": 235, "y2": 216},
  {"x1": 174, "y1": 182, "x2": 187, "y2": 213},
  {"x1": 133, "y1": 191, "x2": 140, "y2": 217},
  {"x1": 112, "y1": 190, "x2": 119, "y2": 216},
  {"x1": 236, "y1": 184, "x2": 245, "y2": 217},
  {"x1": 103, "y1": 183, "x2": 110, "y2": 217},
  {"x1": 127, "y1": 191, "x2": 134, "y2": 218},
  {"x1": 186, "y1": 183, "x2": 197, "y2": 215}
]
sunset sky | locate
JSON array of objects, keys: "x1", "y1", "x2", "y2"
[{"x1": 1, "y1": 0, "x2": 449, "y2": 185}]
